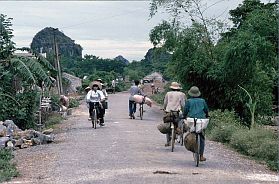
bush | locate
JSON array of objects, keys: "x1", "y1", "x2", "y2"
[
  {"x1": 0, "y1": 90, "x2": 40, "y2": 129},
  {"x1": 150, "y1": 93, "x2": 165, "y2": 105},
  {"x1": 0, "y1": 149, "x2": 19, "y2": 182},
  {"x1": 45, "y1": 113, "x2": 63, "y2": 127},
  {"x1": 230, "y1": 127, "x2": 278, "y2": 171},
  {"x1": 68, "y1": 98, "x2": 79, "y2": 108},
  {"x1": 115, "y1": 81, "x2": 129, "y2": 92},
  {"x1": 207, "y1": 110, "x2": 242, "y2": 143}
]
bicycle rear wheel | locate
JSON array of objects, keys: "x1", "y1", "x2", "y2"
[
  {"x1": 140, "y1": 104, "x2": 143, "y2": 120},
  {"x1": 171, "y1": 123, "x2": 175, "y2": 152},
  {"x1": 194, "y1": 134, "x2": 200, "y2": 167}
]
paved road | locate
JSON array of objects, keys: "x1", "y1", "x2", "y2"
[{"x1": 5, "y1": 92, "x2": 278, "y2": 184}]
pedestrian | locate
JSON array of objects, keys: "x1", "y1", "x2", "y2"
[
  {"x1": 184, "y1": 86, "x2": 209, "y2": 161},
  {"x1": 129, "y1": 80, "x2": 144, "y2": 119},
  {"x1": 111, "y1": 79, "x2": 116, "y2": 94},
  {"x1": 163, "y1": 82, "x2": 186, "y2": 146}
]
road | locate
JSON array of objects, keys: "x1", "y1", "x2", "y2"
[{"x1": 5, "y1": 92, "x2": 278, "y2": 184}]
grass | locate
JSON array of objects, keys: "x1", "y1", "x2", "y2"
[{"x1": 0, "y1": 149, "x2": 19, "y2": 182}]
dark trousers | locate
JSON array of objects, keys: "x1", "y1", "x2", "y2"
[
  {"x1": 89, "y1": 102, "x2": 104, "y2": 123},
  {"x1": 129, "y1": 100, "x2": 136, "y2": 116}
]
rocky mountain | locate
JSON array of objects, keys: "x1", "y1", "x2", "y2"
[
  {"x1": 31, "y1": 27, "x2": 82, "y2": 58},
  {"x1": 114, "y1": 55, "x2": 129, "y2": 65},
  {"x1": 144, "y1": 48, "x2": 171, "y2": 63}
]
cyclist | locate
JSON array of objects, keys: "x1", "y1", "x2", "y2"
[
  {"x1": 129, "y1": 80, "x2": 144, "y2": 119},
  {"x1": 163, "y1": 82, "x2": 186, "y2": 146},
  {"x1": 184, "y1": 86, "x2": 209, "y2": 161},
  {"x1": 86, "y1": 81, "x2": 105, "y2": 126}
]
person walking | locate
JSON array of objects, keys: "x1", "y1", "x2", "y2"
[
  {"x1": 129, "y1": 80, "x2": 144, "y2": 119},
  {"x1": 184, "y1": 86, "x2": 209, "y2": 161}
]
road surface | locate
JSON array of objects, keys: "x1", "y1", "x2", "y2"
[{"x1": 5, "y1": 92, "x2": 278, "y2": 184}]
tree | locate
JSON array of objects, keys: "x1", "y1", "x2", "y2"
[{"x1": 0, "y1": 14, "x2": 55, "y2": 129}]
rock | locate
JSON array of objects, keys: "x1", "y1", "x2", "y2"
[
  {"x1": 3, "y1": 120, "x2": 17, "y2": 128},
  {"x1": 0, "y1": 121, "x2": 3, "y2": 125},
  {"x1": 36, "y1": 132, "x2": 54, "y2": 144},
  {"x1": 14, "y1": 138, "x2": 24, "y2": 147},
  {"x1": 20, "y1": 143, "x2": 30, "y2": 149},
  {"x1": 0, "y1": 125, "x2": 7, "y2": 137},
  {"x1": 0, "y1": 137, "x2": 10, "y2": 148},
  {"x1": 23, "y1": 139, "x2": 33, "y2": 146},
  {"x1": 18, "y1": 129, "x2": 36, "y2": 139},
  {"x1": 42, "y1": 128, "x2": 54, "y2": 135},
  {"x1": 6, "y1": 141, "x2": 14, "y2": 148},
  {"x1": 4, "y1": 120, "x2": 20, "y2": 137},
  {"x1": 31, "y1": 138, "x2": 41, "y2": 145}
]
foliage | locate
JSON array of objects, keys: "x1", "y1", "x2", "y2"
[
  {"x1": 0, "y1": 14, "x2": 15, "y2": 60},
  {"x1": 115, "y1": 81, "x2": 130, "y2": 92},
  {"x1": 68, "y1": 98, "x2": 79, "y2": 108},
  {"x1": 0, "y1": 14, "x2": 56, "y2": 129},
  {"x1": 148, "y1": 0, "x2": 278, "y2": 126},
  {"x1": 45, "y1": 113, "x2": 63, "y2": 127},
  {"x1": 0, "y1": 149, "x2": 19, "y2": 182},
  {"x1": 207, "y1": 110, "x2": 242, "y2": 143},
  {"x1": 230, "y1": 127, "x2": 278, "y2": 171}
]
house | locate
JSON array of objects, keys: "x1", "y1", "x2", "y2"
[{"x1": 143, "y1": 72, "x2": 164, "y2": 83}]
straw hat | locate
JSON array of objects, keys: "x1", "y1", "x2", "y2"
[
  {"x1": 188, "y1": 86, "x2": 201, "y2": 97},
  {"x1": 170, "y1": 82, "x2": 182, "y2": 90},
  {"x1": 85, "y1": 86, "x2": 91, "y2": 91},
  {"x1": 90, "y1": 81, "x2": 101, "y2": 89}
]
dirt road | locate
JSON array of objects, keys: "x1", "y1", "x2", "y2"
[{"x1": 5, "y1": 92, "x2": 278, "y2": 184}]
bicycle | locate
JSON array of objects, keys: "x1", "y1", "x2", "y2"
[
  {"x1": 185, "y1": 118, "x2": 209, "y2": 167},
  {"x1": 169, "y1": 110, "x2": 180, "y2": 152},
  {"x1": 90, "y1": 102, "x2": 100, "y2": 129}
]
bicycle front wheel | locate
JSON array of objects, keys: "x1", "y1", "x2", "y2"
[
  {"x1": 194, "y1": 134, "x2": 200, "y2": 167},
  {"x1": 140, "y1": 104, "x2": 143, "y2": 120},
  {"x1": 92, "y1": 109, "x2": 97, "y2": 129},
  {"x1": 171, "y1": 123, "x2": 175, "y2": 152}
]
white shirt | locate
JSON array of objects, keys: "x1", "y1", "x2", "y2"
[
  {"x1": 163, "y1": 91, "x2": 186, "y2": 112},
  {"x1": 86, "y1": 90, "x2": 105, "y2": 103}
]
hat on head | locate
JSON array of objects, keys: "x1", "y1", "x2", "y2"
[
  {"x1": 188, "y1": 86, "x2": 201, "y2": 97},
  {"x1": 170, "y1": 82, "x2": 182, "y2": 90},
  {"x1": 96, "y1": 78, "x2": 103, "y2": 83},
  {"x1": 90, "y1": 81, "x2": 101, "y2": 89}
]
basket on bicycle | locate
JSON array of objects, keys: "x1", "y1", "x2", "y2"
[{"x1": 184, "y1": 118, "x2": 209, "y2": 133}]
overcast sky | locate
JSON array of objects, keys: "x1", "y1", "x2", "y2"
[{"x1": 0, "y1": 0, "x2": 272, "y2": 61}]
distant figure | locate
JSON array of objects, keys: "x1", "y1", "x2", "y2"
[
  {"x1": 129, "y1": 80, "x2": 144, "y2": 119},
  {"x1": 111, "y1": 79, "x2": 116, "y2": 94},
  {"x1": 151, "y1": 83, "x2": 155, "y2": 94},
  {"x1": 59, "y1": 95, "x2": 69, "y2": 111}
]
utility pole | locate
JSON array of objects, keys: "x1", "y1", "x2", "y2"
[{"x1": 53, "y1": 28, "x2": 63, "y2": 95}]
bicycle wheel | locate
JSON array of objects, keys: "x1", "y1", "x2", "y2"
[
  {"x1": 171, "y1": 123, "x2": 175, "y2": 152},
  {"x1": 140, "y1": 104, "x2": 143, "y2": 120},
  {"x1": 92, "y1": 109, "x2": 97, "y2": 129},
  {"x1": 194, "y1": 134, "x2": 200, "y2": 167}
]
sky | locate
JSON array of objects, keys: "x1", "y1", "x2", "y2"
[{"x1": 0, "y1": 0, "x2": 272, "y2": 61}]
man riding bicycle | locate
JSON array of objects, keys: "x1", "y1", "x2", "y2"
[
  {"x1": 163, "y1": 82, "x2": 186, "y2": 146},
  {"x1": 184, "y1": 86, "x2": 209, "y2": 161},
  {"x1": 86, "y1": 81, "x2": 106, "y2": 126}
]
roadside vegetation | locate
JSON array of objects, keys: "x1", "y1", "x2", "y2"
[
  {"x1": 0, "y1": 149, "x2": 18, "y2": 182},
  {"x1": 0, "y1": 0, "x2": 278, "y2": 182},
  {"x1": 148, "y1": 0, "x2": 278, "y2": 171}
]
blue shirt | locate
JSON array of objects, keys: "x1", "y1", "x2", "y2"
[{"x1": 184, "y1": 97, "x2": 209, "y2": 119}]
